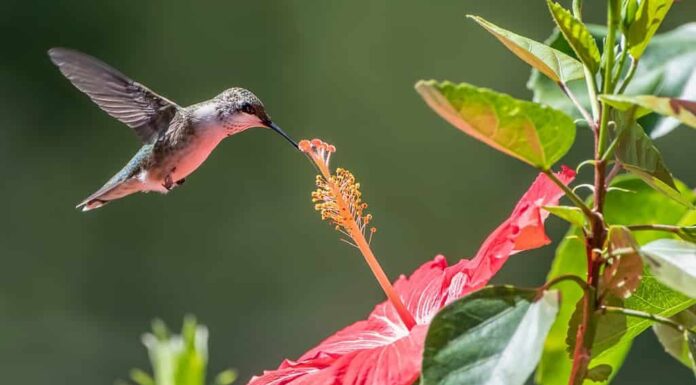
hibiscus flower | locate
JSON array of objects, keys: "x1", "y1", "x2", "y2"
[{"x1": 249, "y1": 140, "x2": 574, "y2": 385}]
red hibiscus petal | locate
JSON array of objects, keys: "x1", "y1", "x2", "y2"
[
  {"x1": 393, "y1": 255, "x2": 451, "y2": 324},
  {"x1": 463, "y1": 167, "x2": 576, "y2": 290},
  {"x1": 299, "y1": 303, "x2": 409, "y2": 360},
  {"x1": 310, "y1": 325, "x2": 426, "y2": 385},
  {"x1": 249, "y1": 355, "x2": 336, "y2": 385},
  {"x1": 397, "y1": 167, "x2": 575, "y2": 319},
  {"x1": 247, "y1": 168, "x2": 574, "y2": 385}
]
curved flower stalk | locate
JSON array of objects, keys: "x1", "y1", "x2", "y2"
[{"x1": 248, "y1": 138, "x2": 575, "y2": 385}]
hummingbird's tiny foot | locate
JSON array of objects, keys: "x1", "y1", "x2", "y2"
[
  {"x1": 176, "y1": 178, "x2": 186, "y2": 186},
  {"x1": 163, "y1": 174, "x2": 174, "y2": 190}
]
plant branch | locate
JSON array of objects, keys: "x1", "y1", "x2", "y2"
[
  {"x1": 597, "y1": 0, "x2": 621, "y2": 154},
  {"x1": 600, "y1": 135, "x2": 618, "y2": 162},
  {"x1": 569, "y1": 2, "x2": 620, "y2": 384},
  {"x1": 600, "y1": 306, "x2": 687, "y2": 332},
  {"x1": 571, "y1": 0, "x2": 601, "y2": 121},
  {"x1": 560, "y1": 83, "x2": 596, "y2": 130},
  {"x1": 626, "y1": 224, "x2": 682, "y2": 234},
  {"x1": 617, "y1": 58, "x2": 638, "y2": 94},
  {"x1": 569, "y1": 286, "x2": 598, "y2": 384},
  {"x1": 573, "y1": 0, "x2": 583, "y2": 19},
  {"x1": 601, "y1": 4, "x2": 620, "y2": 97},
  {"x1": 542, "y1": 274, "x2": 590, "y2": 293},
  {"x1": 584, "y1": 68, "x2": 601, "y2": 122},
  {"x1": 611, "y1": 37, "x2": 628, "y2": 89},
  {"x1": 542, "y1": 169, "x2": 594, "y2": 220},
  {"x1": 605, "y1": 161, "x2": 622, "y2": 184}
]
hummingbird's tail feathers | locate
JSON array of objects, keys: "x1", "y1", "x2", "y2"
[
  {"x1": 48, "y1": 48, "x2": 180, "y2": 143},
  {"x1": 77, "y1": 199, "x2": 109, "y2": 212},
  {"x1": 76, "y1": 178, "x2": 142, "y2": 212}
]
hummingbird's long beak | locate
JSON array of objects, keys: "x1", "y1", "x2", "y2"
[{"x1": 266, "y1": 120, "x2": 298, "y2": 149}]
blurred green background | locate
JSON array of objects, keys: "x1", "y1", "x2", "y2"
[{"x1": 1, "y1": 0, "x2": 695, "y2": 384}]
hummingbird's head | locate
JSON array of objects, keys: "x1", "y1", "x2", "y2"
[{"x1": 217, "y1": 88, "x2": 297, "y2": 148}]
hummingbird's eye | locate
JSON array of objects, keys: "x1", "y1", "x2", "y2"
[{"x1": 241, "y1": 103, "x2": 255, "y2": 115}]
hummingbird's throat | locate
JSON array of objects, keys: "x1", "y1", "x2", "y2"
[{"x1": 222, "y1": 112, "x2": 264, "y2": 135}]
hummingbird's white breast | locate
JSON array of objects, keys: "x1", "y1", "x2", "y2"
[
  {"x1": 163, "y1": 105, "x2": 229, "y2": 183},
  {"x1": 142, "y1": 103, "x2": 263, "y2": 189}
]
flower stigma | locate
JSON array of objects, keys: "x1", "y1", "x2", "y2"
[{"x1": 299, "y1": 138, "x2": 416, "y2": 329}]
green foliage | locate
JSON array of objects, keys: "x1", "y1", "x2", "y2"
[
  {"x1": 653, "y1": 306, "x2": 696, "y2": 372},
  {"x1": 415, "y1": 80, "x2": 575, "y2": 169},
  {"x1": 602, "y1": 226, "x2": 643, "y2": 300},
  {"x1": 602, "y1": 94, "x2": 696, "y2": 129},
  {"x1": 213, "y1": 371, "x2": 239, "y2": 385},
  {"x1": 621, "y1": 0, "x2": 639, "y2": 33},
  {"x1": 468, "y1": 15, "x2": 585, "y2": 84},
  {"x1": 625, "y1": 0, "x2": 674, "y2": 59},
  {"x1": 566, "y1": 296, "x2": 628, "y2": 360},
  {"x1": 537, "y1": 177, "x2": 696, "y2": 385},
  {"x1": 421, "y1": 287, "x2": 559, "y2": 385},
  {"x1": 688, "y1": 333, "x2": 696, "y2": 376},
  {"x1": 678, "y1": 226, "x2": 696, "y2": 243},
  {"x1": 585, "y1": 364, "x2": 613, "y2": 382},
  {"x1": 544, "y1": 205, "x2": 587, "y2": 228},
  {"x1": 546, "y1": 0, "x2": 602, "y2": 73},
  {"x1": 528, "y1": 23, "x2": 696, "y2": 137},
  {"x1": 418, "y1": 2, "x2": 696, "y2": 384},
  {"x1": 630, "y1": 23, "x2": 696, "y2": 137},
  {"x1": 118, "y1": 317, "x2": 236, "y2": 385},
  {"x1": 526, "y1": 25, "x2": 605, "y2": 120},
  {"x1": 613, "y1": 115, "x2": 692, "y2": 208},
  {"x1": 642, "y1": 239, "x2": 696, "y2": 298}
]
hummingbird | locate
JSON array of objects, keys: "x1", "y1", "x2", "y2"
[{"x1": 48, "y1": 48, "x2": 297, "y2": 212}]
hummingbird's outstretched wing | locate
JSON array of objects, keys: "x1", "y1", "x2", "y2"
[{"x1": 48, "y1": 48, "x2": 180, "y2": 143}]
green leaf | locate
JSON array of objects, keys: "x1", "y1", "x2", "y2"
[
  {"x1": 130, "y1": 369, "x2": 156, "y2": 385},
  {"x1": 544, "y1": 205, "x2": 587, "y2": 228},
  {"x1": 135, "y1": 317, "x2": 210, "y2": 385},
  {"x1": 613, "y1": 117, "x2": 692, "y2": 208},
  {"x1": 151, "y1": 318, "x2": 170, "y2": 340},
  {"x1": 625, "y1": 0, "x2": 674, "y2": 59},
  {"x1": 213, "y1": 370, "x2": 238, "y2": 385},
  {"x1": 529, "y1": 23, "x2": 696, "y2": 138},
  {"x1": 653, "y1": 306, "x2": 696, "y2": 369},
  {"x1": 689, "y1": 332, "x2": 696, "y2": 376},
  {"x1": 585, "y1": 364, "x2": 613, "y2": 382},
  {"x1": 678, "y1": 225, "x2": 696, "y2": 243},
  {"x1": 602, "y1": 226, "x2": 644, "y2": 300},
  {"x1": 421, "y1": 286, "x2": 559, "y2": 385},
  {"x1": 118, "y1": 317, "x2": 234, "y2": 385},
  {"x1": 468, "y1": 15, "x2": 584, "y2": 84},
  {"x1": 566, "y1": 296, "x2": 628, "y2": 361},
  {"x1": 622, "y1": 0, "x2": 639, "y2": 33},
  {"x1": 526, "y1": 25, "x2": 604, "y2": 122},
  {"x1": 632, "y1": 23, "x2": 696, "y2": 137},
  {"x1": 415, "y1": 80, "x2": 575, "y2": 169},
  {"x1": 642, "y1": 239, "x2": 696, "y2": 298},
  {"x1": 536, "y1": 176, "x2": 696, "y2": 385},
  {"x1": 546, "y1": 0, "x2": 601, "y2": 73},
  {"x1": 174, "y1": 316, "x2": 207, "y2": 385},
  {"x1": 601, "y1": 94, "x2": 696, "y2": 129}
]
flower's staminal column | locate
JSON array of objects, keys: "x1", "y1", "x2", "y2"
[{"x1": 299, "y1": 139, "x2": 417, "y2": 330}]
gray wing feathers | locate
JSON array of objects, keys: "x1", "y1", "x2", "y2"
[{"x1": 48, "y1": 47, "x2": 180, "y2": 143}]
